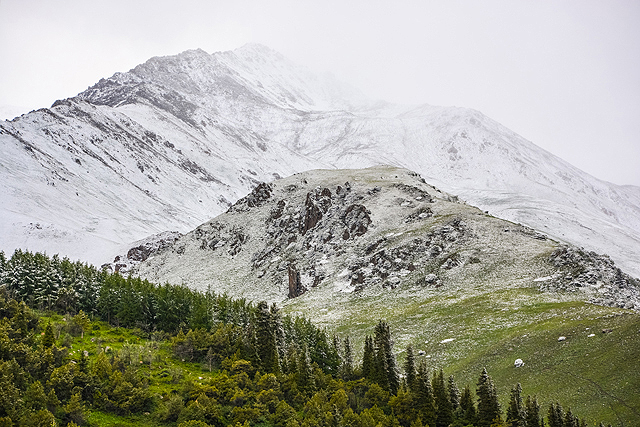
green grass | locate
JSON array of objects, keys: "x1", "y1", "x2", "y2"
[{"x1": 286, "y1": 287, "x2": 640, "y2": 425}]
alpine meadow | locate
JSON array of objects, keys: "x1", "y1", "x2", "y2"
[{"x1": 1, "y1": 45, "x2": 639, "y2": 427}]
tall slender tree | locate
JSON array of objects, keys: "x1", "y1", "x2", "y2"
[
  {"x1": 506, "y1": 383, "x2": 526, "y2": 427},
  {"x1": 404, "y1": 345, "x2": 417, "y2": 392},
  {"x1": 476, "y1": 368, "x2": 501, "y2": 427},
  {"x1": 448, "y1": 375, "x2": 460, "y2": 411},
  {"x1": 374, "y1": 320, "x2": 399, "y2": 395},
  {"x1": 362, "y1": 335, "x2": 375, "y2": 381},
  {"x1": 413, "y1": 361, "x2": 436, "y2": 427},
  {"x1": 433, "y1": 369, "x2": 454, "y2": 427},
  {"x1": 525, "y1": 395, "x2": 541, "y2": 427},
  {"x1": 340, "y1": 336, "x2": 354, "y2": 380},
  {"x1": 458, "y1": 385, "x2": 477, "y2": 426},
  {"x1": 255, "y1": 301, "x2": 280, "y2": 374},
  {"x1": 547, "y1": 402, "x2": 564, "y2": 427}
]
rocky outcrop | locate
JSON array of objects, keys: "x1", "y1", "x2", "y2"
[
  {"x1": 545, "y1": 246, "x2": 640, "y2": 310},
  {"x1": 301, "y1": 188, "x2": 332, "y2": 234},
  {"x1": 132, "y1": 166, "x2": 640, "y2": 310},
  {"x1": 288, "y1": 264, "x2": 306, "y2": 298},
  {"x1": 342, "y1": 205, "x2": 371, "y2": 239}
]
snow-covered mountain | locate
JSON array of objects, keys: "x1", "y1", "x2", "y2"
[
  {"x1": 131, "y1": 165, "x2": 640, "y2": 312},
  {"x1": 1, "y1": 43, "x2": 639, "y2": 278}
]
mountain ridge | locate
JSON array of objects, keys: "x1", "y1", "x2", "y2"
[{"x1": 1, "y1": 44, "x2": 639, "y2": 278}]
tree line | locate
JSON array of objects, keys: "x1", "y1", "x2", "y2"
[{"x1": 0, "y1": 249, "x2": 615, "y2": 426}]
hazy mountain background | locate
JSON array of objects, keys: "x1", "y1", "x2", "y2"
[{"x1": 1, "y1": 44, "x2": 639, "y2": 279}]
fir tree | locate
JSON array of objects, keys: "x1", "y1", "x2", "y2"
[
  {"x1": 525, "y1": 395, "x2": 541, "y2": 427},
  {"x1": 413, "y1": 361, "x2": 436, "y2": 427},
  {"x1": 255, "y1": 301, "x2": 280, "y2": 374},
  {"x1": 42, "y1": 322, "x2": 55, "y2": 348},
  {"x1": 433, "y1": 369, "x2": 453, "y2": 427},
  {"x1": 448, "y1": 375, "x2": 460, "y2": 411},
  {"x1": 404, "y1": 345, "x2": 417, "y2": 391},
  {"x1": 563, "y1": 408, "x2": 578, "y2": 427},
  {"x1": 506, "y1": 383, "x2": 526, "y2": 427},
  {"x1": 340, "y1": 336, "x2": 354, "y2": 381},
  {"x1": 297, "y1": 344, "x2": 314, "y2": 395},
  {"x1": 547, "y1": 402, "x2": 564, "y2": 427},
  {"x1": 374, "y1": 320, "x2": 399, "y2": 395},
  {"x1": 362, "y1": 335, "x2": 375, "y2": 381},
  {"x1": 458, "y1": 384, "x2": 477, "y2": 426},
  {"x1": 476, "y1": 368, "x2": 501, "y2": 427}
]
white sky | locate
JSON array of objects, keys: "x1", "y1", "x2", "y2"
[{"x1": 1, "y1": 0, "x2": 639, "y2": 186}]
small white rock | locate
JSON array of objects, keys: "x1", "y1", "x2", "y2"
[
  {"x1": 514, "y1": 358, "x2": 524, "y2": 367},
  {"x1": 588, "y1": 333, "x2": 595, "y2": 337},
  {"x1": 558, "y1": 336, "x2": 566, "y2": 342}
]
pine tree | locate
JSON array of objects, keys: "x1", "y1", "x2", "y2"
[
  {"x1": 362, "y1": 335, "x2": 375, "y2": 381},
  {"x1": 476, "y1": 368, "x2": 501, "y2": 427},
  {"x1": 547, "y1": 402, "x2": 564, "y2": 427},
  {"x1": 404, "y1": 345, "x2": 417, "y2": 391},
  {"x1": 563, "y1": 408, "x2": 578, "y2": 427},
  {"x1": 413, "y1": 361, "x2": 436, "y2": 427},
  {"x1": 255, "y1": 301, "x2": 280, "y2": 374},
  {"x1": 374, "y1": 320, "x2": 399, "y2": 395},
  {"x1": 297, "y1": 344, "x2": 314, "y2": 395},
  {"x1": 525, "y1": 395, "x2": 541, "y2": 427},
  {"x1": 506, "y1": 383, "x2": 526, "y2": 427},
  {"x1": 433, "y1": 369, "x2": 453, "y2": 427},
  {"x1": 448, "y1": 375, "x2": 460, "y2": 411},
  {"x1": 340, "y1": 336, "x2": 354, "y2": 380},
  {"x1": 42, "y1": 322, "x2": 55, "y2": 348},
  {"x1": 458, "y1": 384, "x2": 477, "y2": 426}
]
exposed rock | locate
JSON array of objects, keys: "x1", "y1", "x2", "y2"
[
  {"x1": 514, "y1": 358, "x2": 524, "y2": 367},
  {"x1": 235, "y1": 182, "x2": 273, "y2": 210},
  {"x1": 301, "y1": 188, "x2": 332, "y2": 234},
  {"x1": 342, "y1": 204, "x2": 371, "y2": 240},
  {"x1": 132, "y1": 166, "x2": 640, "y2": 309},
  {"x1": 288, "y1": 264, "x2": 306, "y2": 298}
]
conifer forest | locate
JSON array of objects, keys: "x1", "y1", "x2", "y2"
[{"x1": 0, "y1": 250, "x2": 618, "y2": 426}]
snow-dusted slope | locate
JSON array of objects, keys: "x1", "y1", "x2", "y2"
[
  {"x1": 133, "y1": 166, "x2": 640, "y2": 311},
  {"x1": 1, "y1": 44, "x2": 638, "y2": 278}
]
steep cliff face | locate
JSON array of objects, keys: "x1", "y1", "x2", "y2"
[{"x1": 1, "y1": 44, "x2": 639, "y2": 278}]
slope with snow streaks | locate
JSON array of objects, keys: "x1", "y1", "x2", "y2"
[
  {"x1": 0, "y1": 43, "x2": 638, "y2": 278},
  {"x1": 133, "y1": 166, "x2": 640, "y2": 312}
]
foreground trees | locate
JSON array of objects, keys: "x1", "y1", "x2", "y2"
[{"x1": 0, "y1": 250, "x2": 602, "y2": 426}]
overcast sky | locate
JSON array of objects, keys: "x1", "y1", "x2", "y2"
[{"x1": 1, "y1": 0, "x2": 638, "y2": 186}]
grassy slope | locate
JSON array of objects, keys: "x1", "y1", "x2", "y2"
[{"x1": 286, "y1": 288, "x2": 640, "y2": 425}]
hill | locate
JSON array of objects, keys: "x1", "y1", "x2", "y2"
[{"x1": 1, "y1": 44, "x2": 639, "y2": 279}]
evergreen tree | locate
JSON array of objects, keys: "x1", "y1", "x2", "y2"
[
  {"x1": 413, "y1": 361, "x2": 436, "y2": 427},
  {"x1": 433, "y1": 369, "x2": 453, "y2": 427},
  {"x1": 255, "y1": 301, "x2": 280, "y2": 374},
  {"x1": 42, "y1": 322, "x2": 55, "y2": 348},
  {"x1": 547, "y1": 402, "x2": 564, "y2": 427},
  {"x1": 563, "y1": 408, "x2": 578, "y2": 427},
  {"x1": 340, "y1": 336, "x2": 354, "y2": 381},
  {"x1": 458, "y1": 384, "x2": 477, "y2": 426},
  {"x1": 297, "y1": 344, "x2": 314, "y2": 395},
  {"x1": 476, "y1": 368, "x2": 501, "y2": 427},
  {"x1": 448, "y1": 375, "x2": 460, "y2": 411},
  {"x1": 404, "y1": 345, "x2": 417, "y2": 391},
  {"x1": 362, "y1": 335, "x2": 375, "y2": 381},
  {"x1": 506, "y1": 383, "x2": 526, "y2": 427},
  {"x1": 374, "y1": 320, "x2": 399, "y2": 395},
  {"x1": 525, "y1": 395, "x2": 541, "y2": 427}
]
